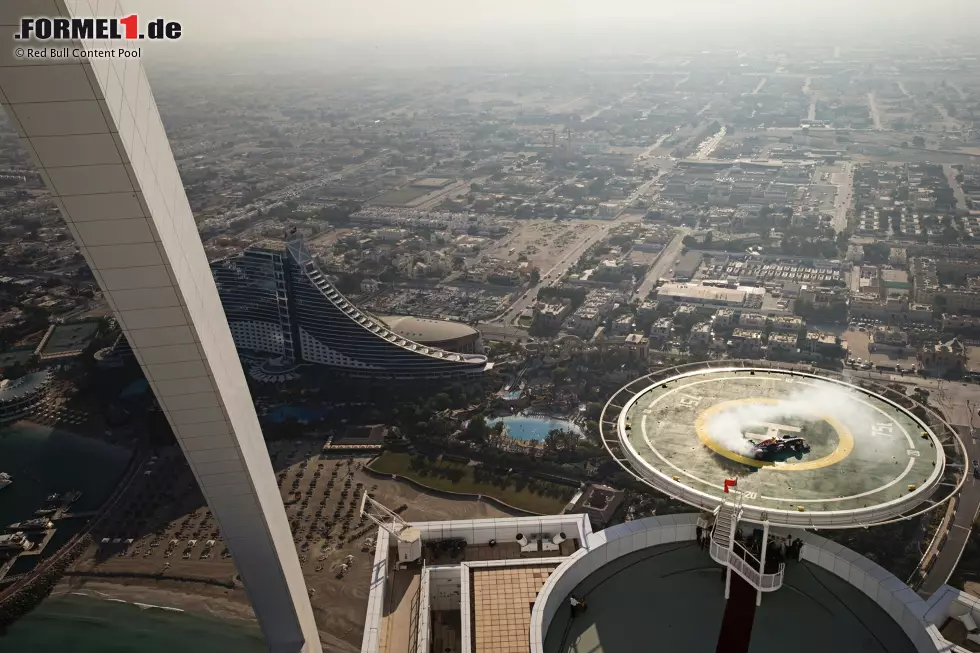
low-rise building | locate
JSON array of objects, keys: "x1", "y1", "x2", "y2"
[
  {"x1": 637, "y1": 300, "x2": 660, "y2": 320},
  {"x1": 767, "y1": 332, "x2": 799, "y2": 359},
  {"x1": 34, "y1": 321, "x2": 100, "y2": 361},
  {"x1": 657, "y1": 281, "x2": 764, "y2": 308},
  {"x1": 729, "y1": 328, "x2": 764, "y2": 357},
  {"x1": 650, "y1": 317, "x2": 673, "y2": 343},
  {"x1": 850, "y1": 294, "x2": 932, "y2": 325},
  {"x1": 804, "y1": 331, "x2": 844, "y2": 359},
  {"x1": 674, "y1": 304, "x2": 698, "y2": 323},
  {"x1": 771, "y1": 316, "x2": 803, "y2": 333},
  {"x1": 870, "y1": 326, "x2": 910, "y2": 353},
  {"x1": 566, "y1": 310, "x2": 600, "y2": 338},
  {"x1": 688, "y1": 322, "x2": 714, "y2": 349},
  {"x1": 624, "y1": 333, "x2": 650, "y2": 359},
  {"x1": 672, "y1": 251, "x2": 703, "y2": 281},
  {"x1": 942, "y1": 313, "x2": 980, "y2": 333},
  {"x1": 931, "y1": 287, "x2": 980, "y2": 314},
  {"x1": 912, "y1": 257, "x2": 980, "y2": 314},
  {"x1": 918, "y1": 338, "x2": 967, "y2": 377},
  {"x1": 533, "y1": 300, "x2": 572, "y2": 330},
  {"x1": 738, "y1": 312, "x2": 767, "y2": 330},
  {"x1": 712, "y1": 308, "x2": 737, "y2": 329},
  {"x1": 611, "y1": 314, "x2": 634, "y2": 336},
  {"x1": 567, "y1": 483, "x2": 625, "y2": 528},
  {"x1": 800, "y1": 287, "x2": 848, "y2": 309}
]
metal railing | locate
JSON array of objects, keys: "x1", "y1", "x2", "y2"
[
  {"x1": 729, "y1": 548, "x2": 785, "y2": 591},
  {"x1": 709, "y1": 539, "x2": 785, "y2": 591},
  {"x1": 708, "y1": 537, "x2": 730, "y2": 566}
]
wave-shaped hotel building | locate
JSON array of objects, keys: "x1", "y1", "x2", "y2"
[{"x1": 210, "y1": 241, "x2": 490, "y2": 382}]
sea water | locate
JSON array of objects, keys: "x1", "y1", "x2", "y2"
[{"x1": 3, "y1": 595, "x2": 265, "y2": 652}]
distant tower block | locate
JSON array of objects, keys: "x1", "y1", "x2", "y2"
[{"x1": 0, "y1": 2, "x2": 319, "y2": 651}]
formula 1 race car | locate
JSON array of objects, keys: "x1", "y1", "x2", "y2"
[{"x1": 750, "y1": 436, "x2": 811, "y2": 461}]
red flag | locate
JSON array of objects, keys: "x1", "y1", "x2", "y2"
[{"x1": 723, "y1": 478, "x2": 737, "y2": 493}]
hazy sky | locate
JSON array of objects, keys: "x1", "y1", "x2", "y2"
[{"x1": 126, "y1": 0, "x2": 980, "y2": 44}]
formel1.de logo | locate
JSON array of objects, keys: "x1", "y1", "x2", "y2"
[{"x1": 15, "y1": 16, "x2": 182, "y2": 41}]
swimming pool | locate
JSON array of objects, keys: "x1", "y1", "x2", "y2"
[{"x1": 493, "y1": 415, "x2": 581, "y2": 442}]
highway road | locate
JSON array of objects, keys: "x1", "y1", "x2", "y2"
[
  {"x1": 867, "y1": 92, "x2": 884, "y2": 131},
  {"x1": 633, "y1": 232, "x2": 686, "y2": 301},
  {"x1": 693, "y1": 127, "x2": 727, "y2": 160},
  {"x1": 637, "y1": 134, "x2": 671, "y2": 161},
  {"x1": 945, "y1": 164, "x2": 968, "y2": 212},
  {"x1": 832, "y1": 162, "x2": 854, "y2": 233}
]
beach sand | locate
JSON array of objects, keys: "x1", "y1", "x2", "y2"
[
  {"x1": 52, "y1": 579, "x2": 256, "y2": 624},
  {"x1": 52, "y1": 579, "x2": 360, "y2": 652}
]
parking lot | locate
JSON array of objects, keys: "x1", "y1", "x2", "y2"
[{"x1": 842, "y1": 326, "x2": 918, "y2": 372}]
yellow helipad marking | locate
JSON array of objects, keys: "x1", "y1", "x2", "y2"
[{"x1": 694, "y1": 398, "x2": 854, "y2": 471}]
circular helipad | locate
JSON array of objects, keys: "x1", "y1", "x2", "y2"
[{"x1": 614, "y1": 368, "x2": 945, "y2": 527}]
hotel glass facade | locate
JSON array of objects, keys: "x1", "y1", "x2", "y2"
[{"x1": 212, "y1": 241, "x2": 489, "y2": 380}]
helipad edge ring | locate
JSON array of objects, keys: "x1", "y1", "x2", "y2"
[{"x1": 612, "y1": 366, "x2": 946, "y2": 528}]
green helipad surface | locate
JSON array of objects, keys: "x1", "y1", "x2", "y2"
[{"x1": 621, "y1": 370, "x2": 942, "y2": 516}]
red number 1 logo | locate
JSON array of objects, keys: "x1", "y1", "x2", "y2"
[{"x1": 120, "y1": 14, "x2": 138, "y2": 39}]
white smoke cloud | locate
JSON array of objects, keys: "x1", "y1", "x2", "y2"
[{"x1": 704, "y1": 383, "x2": 879, "y2": 457}]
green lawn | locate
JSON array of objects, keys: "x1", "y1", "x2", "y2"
[{"x1": 369, "y1": 451, "x2": 575, "y2": 515}]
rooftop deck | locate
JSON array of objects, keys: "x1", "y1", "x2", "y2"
[
  {"x1": 378, "y1": 538, "x2": 579, "y2": 653},
  {"x1": 473, "y1": 564, "x2": 558, "y2": 653},
  {"x1": 544, "y1": 542, "x2": 918, "y2": 653}
]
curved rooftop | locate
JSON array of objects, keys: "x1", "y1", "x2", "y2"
[
  {"x1": 0, "y1": 370, "x2": 49, "y2": 404},
  {"x1": 377, "y1": 315, "x2": 479, "y2": 345},
  {"x1": 287, "y1": 241, "x2": 487, "y2": 369},
  {"x1": 534, "y1": 516, "x2": 927, "y2": 653},
  {"x1": 212, "y1": 241, "x2": 488, "y2": 380}
]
